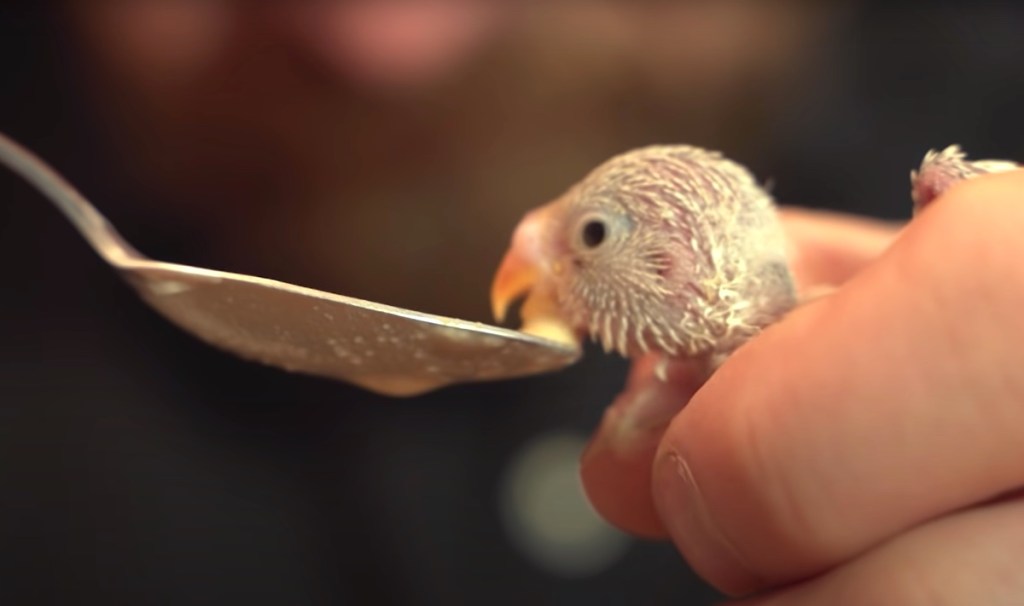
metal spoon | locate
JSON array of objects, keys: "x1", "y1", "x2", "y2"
[{"x1": 0, "y1": 132, "x2": 580, "y2": 397}]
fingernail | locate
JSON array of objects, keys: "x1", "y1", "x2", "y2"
[{"x1": 654, "y1": 451, "x2": 760, "y2": 595}]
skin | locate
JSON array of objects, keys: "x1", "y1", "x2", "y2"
[{"x1": 580, "y1": 169, "x2": 1024, "y2": 602}]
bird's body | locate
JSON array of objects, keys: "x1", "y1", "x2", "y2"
[{"x1": 491, "y1": 145, "x2": 795, "y2": 365}]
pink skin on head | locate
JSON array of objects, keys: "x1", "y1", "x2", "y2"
[
  {"x1": 911, "y1": 145, "x2": 1018, "y2": 214},
  {"x1": 910, "y1": 171, "x2": 951, "y2": 212}
]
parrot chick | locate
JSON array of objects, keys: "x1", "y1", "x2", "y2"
[
  {"x1": 911, "y1": 145, "x2": 1018, "y2": 214},
  {"x1": 490, "y1": 145, "x2": 796, "y2": 374}
]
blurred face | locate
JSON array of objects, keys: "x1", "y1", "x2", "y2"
[
  {"x1": 70, "y1": 1, "x2": 510, "y2": 91},
  {"x1": 63, "y1": 1, "x2": 827, "y2": 319},
  {"x1": 66, "y1": 1, "x2": 512, "y2": 208}
]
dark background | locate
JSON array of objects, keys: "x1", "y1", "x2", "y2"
[{"x1": 1, "y1": 3, "x2": 1022, "y2": 605}]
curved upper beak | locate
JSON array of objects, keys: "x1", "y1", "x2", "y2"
[
  {"x1": 490, "y1": 206, "x2": 550, "y2": 323},
  {"x1": 491, "y1": 249, "x2": 539, "y2": 323},
  {"x1": 490, "y1": 204, "x2": 581, "y2": 348}
]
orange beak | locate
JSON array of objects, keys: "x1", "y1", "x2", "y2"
[
  {"x1": 490, "y1": 206, "x2": 550, "y2": 323},
  {"x1": 491, "y1": 248, "x2": 539, "y2": 324},
  {"x1": 490, "y1": 205, "x2": 580, "y2": 348}
]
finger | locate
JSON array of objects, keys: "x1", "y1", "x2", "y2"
[
  {"x1": 651, "y1": 170, "x2": 1024, "y2": 595},
  {"x1": 580, "y1": 354, "x2": 711, "y2": 538},
  {"x1": 731, "y1": 495, "x2": 1024, "y2": 606},
  {"x1": 580, "y1": 208, "x2": 902, "y2": 538},
  {"x1": 777, "y1": 206, "x2": 902, "y2": 291}
]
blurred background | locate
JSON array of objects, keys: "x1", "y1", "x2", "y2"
[{"x1": 1, "y1": 2, "x2": 1021, "y2": 604}]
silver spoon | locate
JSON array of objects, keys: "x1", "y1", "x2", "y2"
[{"x1": 0, "y1": 132, "x2": 580, "y2": 397}]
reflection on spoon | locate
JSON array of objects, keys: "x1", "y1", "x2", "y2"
[{"x1": 0, "y1": 132, "x2": 580, "y2": 397}]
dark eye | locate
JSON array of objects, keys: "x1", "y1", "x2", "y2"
[{"x1": 581, "y1": 219, "x2": 607, "y2": 249}]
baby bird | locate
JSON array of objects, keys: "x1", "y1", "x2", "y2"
[
  {"x1": 490, "y1": 145, "x2": 796, "y2": 374},
  {"x1": 910, "y1": 145, "x2": 1018, "y2": 214}
]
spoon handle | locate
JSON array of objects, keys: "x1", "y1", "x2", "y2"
[{"x1": 0, "y1": 131, "x2": 142, "y2": 265}]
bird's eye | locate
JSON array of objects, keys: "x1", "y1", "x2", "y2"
[{"x1": 581, "y1": 219, "x2": 607, "y2": 249}]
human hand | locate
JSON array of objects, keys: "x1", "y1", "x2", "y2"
[{"x1": 580, "y1": 170, "x2": 1024, "y2": 603}]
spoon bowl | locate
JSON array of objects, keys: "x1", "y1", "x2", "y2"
[{"x1": 1, "y1": 132, "x2": 580, "y2": 397}]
